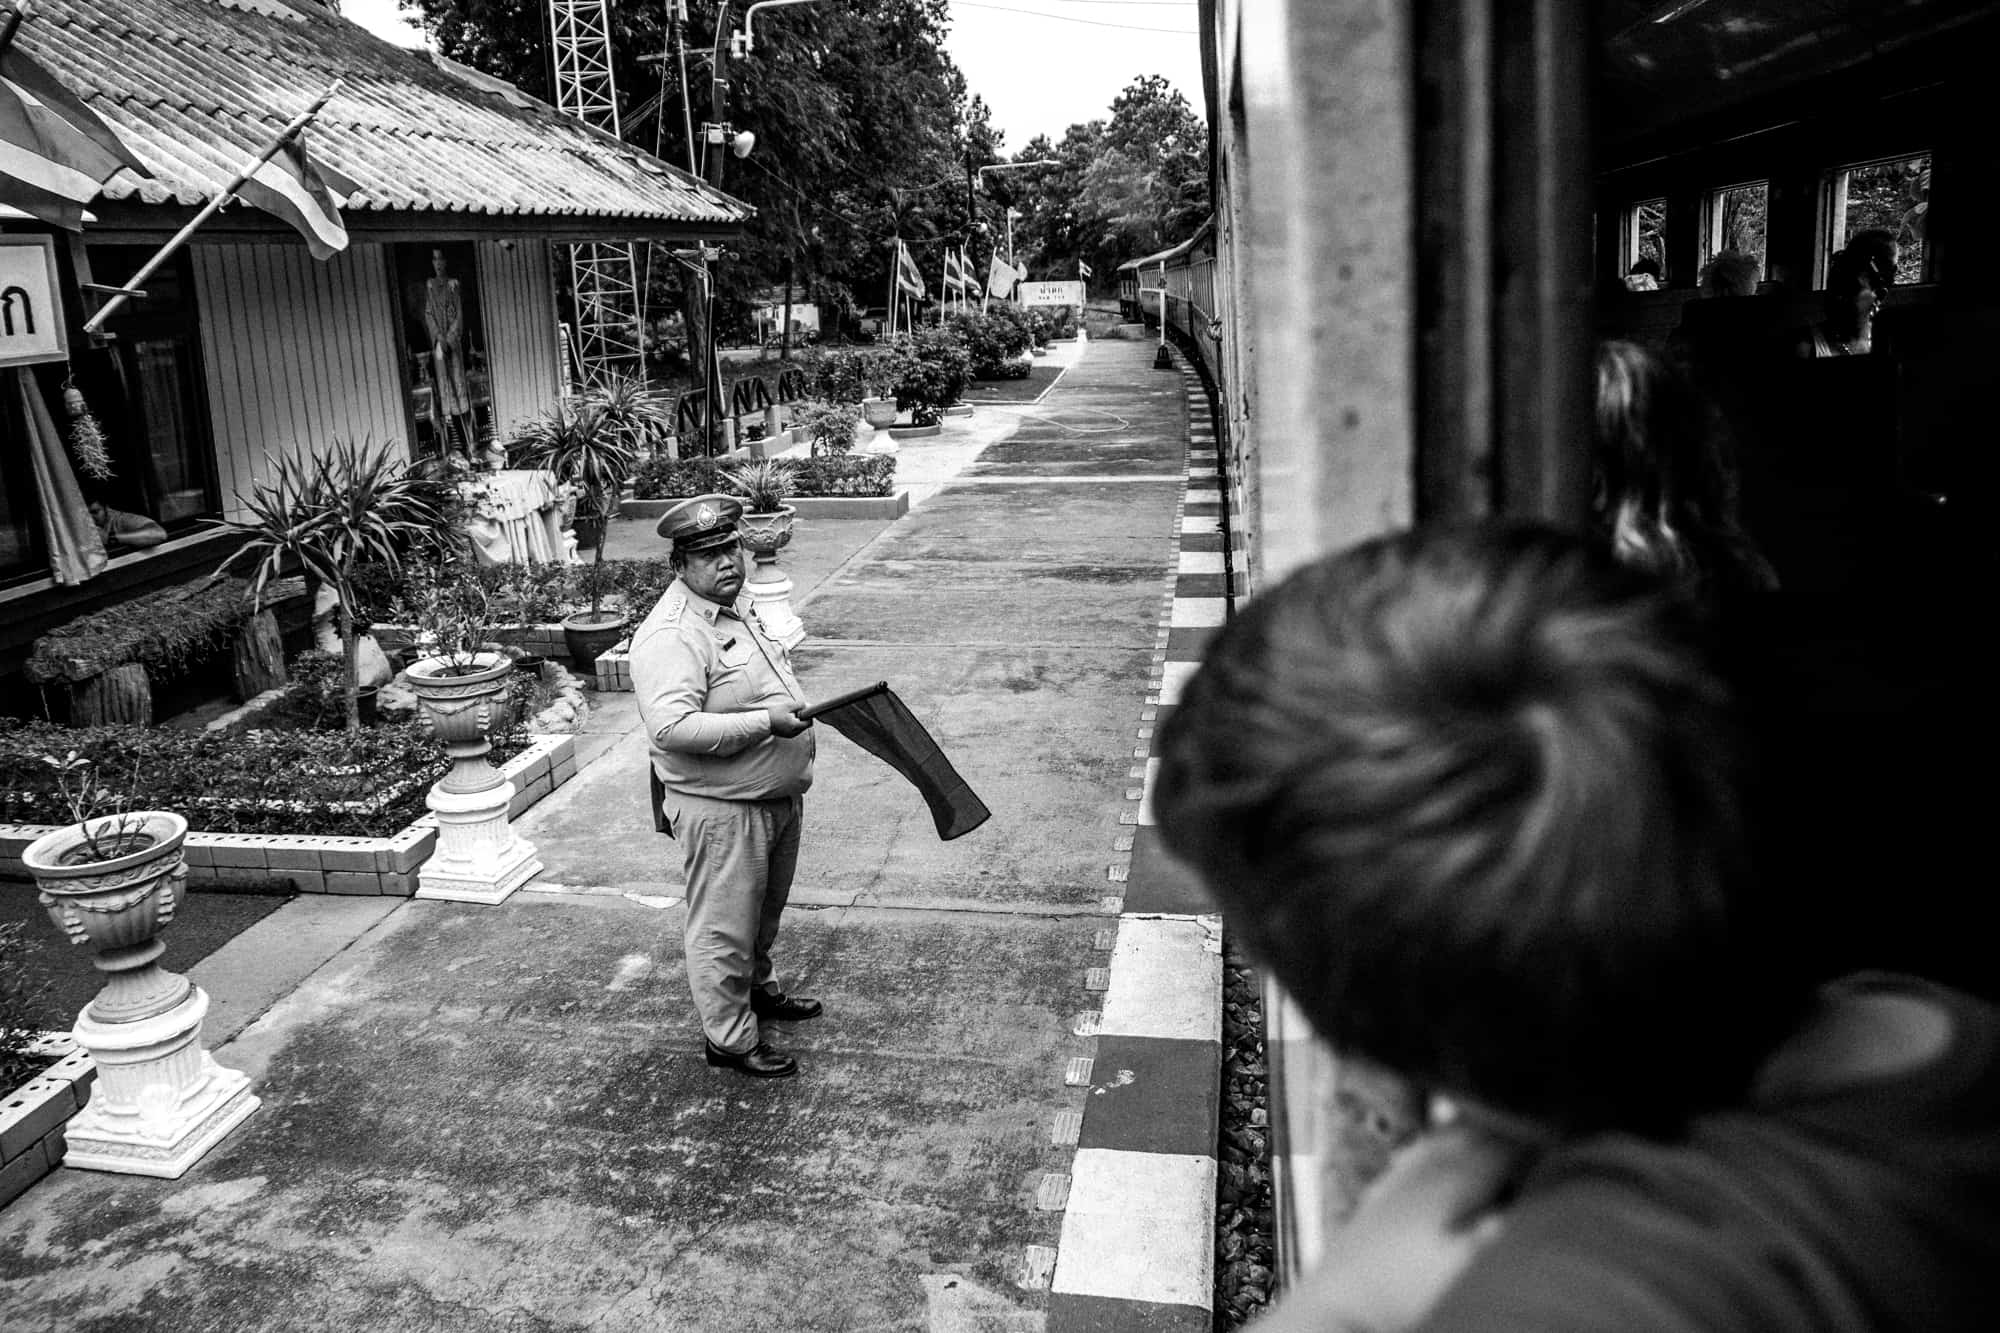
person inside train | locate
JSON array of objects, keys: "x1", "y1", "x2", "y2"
[
  {"x1": 1696, "y1": 248, "x2": 1760, "y2": 298},
  {"x1": 1623, "y1": 256, "x2": 1662, "y2": 292},
  {"x1": 1796, "y1": 245, "x2": 1882, "y2": 357},
  {"x1": 1848, "y1": 226, "x2": 1902, "y2": 289},
  {"x1": 1153, "y1": 523, "x2": 2000, "y2": 1333},
  {"x1": 1592, "y1": 339, "x2": 1778, "y2": 608}
]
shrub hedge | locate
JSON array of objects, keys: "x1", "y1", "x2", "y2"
[
  {"x1": 22, "y1": 576, "x2": 304, "y2": 686},
  {"x1": 631, "y1": 454, "x2": 895, "y2": 500},
  {"x1": 0, "y1": 713, "x2": 535, "y2": 840}
]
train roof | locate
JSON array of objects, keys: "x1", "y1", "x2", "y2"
[{"x1": 1118, "y1": 217, "x2": 1215, "y2": 273}]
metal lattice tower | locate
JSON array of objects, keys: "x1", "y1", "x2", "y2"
[{"x1": 549, "y1": 0, "x2": 643, "y2": 387}]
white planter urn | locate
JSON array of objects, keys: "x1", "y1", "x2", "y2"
[
  {"x1": 406, "y1": 652, "x2": 542, "y2": 904},
  {"x1": 24, "y1": 811, "x2": 259, "y2": 1177},
  {"x1": 736, "y1": 506, "x2": 805, "y2": 649}
]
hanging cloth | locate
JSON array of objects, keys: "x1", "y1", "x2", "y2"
[{"x1": 15, "y1": 366, "x2": 108, "y2": 584}]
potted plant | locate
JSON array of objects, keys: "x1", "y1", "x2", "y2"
[
  {"x1": 508, "y1": 378, "x2": 665, "y2": 671},
  {"x1": 721, "y1": 458, "x2": 800, "y2": 555},
  {"x1": 399, "y1": 563, "x2": 517, "y2": 768},
  {"x1": 222, "y1": 438, "x2": 444, "y2": 733},
  {"x1": 20, "y1": 752, "x2": 193, "y2": 1027}
]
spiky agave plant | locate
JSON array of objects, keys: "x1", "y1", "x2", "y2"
[
  {"x1": 508, "y1": 381, "x2": 659, "y2": 618},
  {"x1": 221, "y1": 438, "x2": 446, "y2": 732}
]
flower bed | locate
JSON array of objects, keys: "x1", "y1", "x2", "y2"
[
  {"x1": 0, "y1": 716, "x2": 542, "y2": 840},
  {"x1": 632, "y1": 454, "x2": 896, "y2": 500}
]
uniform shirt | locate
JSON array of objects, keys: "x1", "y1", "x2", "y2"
[{"x1": 631, "y1": 577, "x2": 814, "y2": 801}]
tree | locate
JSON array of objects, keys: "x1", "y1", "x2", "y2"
[
  {"x1": 410, "y1": 0, "x2": 983, "y2": 338},
  {"x1": 1005, "y1": 75, "x2": 1209, "y2": 285}
]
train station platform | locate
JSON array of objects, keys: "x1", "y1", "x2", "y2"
[{"x1": 0, "y1": 334, "x2": 1228, "y2": 1331}]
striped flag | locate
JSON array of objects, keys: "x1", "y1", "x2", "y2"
[
  {"x1": 894, "y1": 238, "x2": 924, "y2": 298},
  {"x1": 234, "y1": 127, "x2": 359, "y2": 262},
  {"x1": 1078, "y1": 259, "x2": 1093, "y2": 279},
  {"x1": 943, "y1": 246, "x2": 966, "y2": 294},
  {"x1": 0, "y1": 30, "x2": 149, "y2": 230}
]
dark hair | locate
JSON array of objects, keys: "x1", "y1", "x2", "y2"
[
  {"x1": 1698, "y1": 249, "x2": 1760, "y2": 298},
  {"x1": 1154, "y1": 525, "x2": 1806, "y2": 1135},
  {"x1": 1847, "y1": 228, "x2": 1899, "y2": 287},
  {"x1": 1593, "y1": 340, "x2": 1777, "y2": 598},
  {"x1": 1822, "y1": 246, "x2": 1879, "y2": 327},
  {"x1": 1628, "y1": 257, "x2": 1662, "y2": 279}
]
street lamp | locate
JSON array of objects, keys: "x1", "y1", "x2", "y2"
[
  {"x1": 731, "y1": 0, "x2": 824, "y2": 56},
  {"x1": 975, "y1": 159, "x2": 1059, "y2": 190}
]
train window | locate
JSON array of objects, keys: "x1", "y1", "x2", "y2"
[
  {"x1": 1705, "y1": 181, "x2": 1767, "y2": 279},
  {"x1": 1825, "y1": 153, "x2": 1930, "y2": 284},
  {"x1": 1625, "y1": 198, "x2": 1667, "y2": 288}
]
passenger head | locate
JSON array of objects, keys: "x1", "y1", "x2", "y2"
[
  {"x1": 1698, "y1": 249, "x2": 1760, "y2": 298},
  {"x1": 1154, "y1": 525, "x2": 1807, "y2": 1136},
  {"x1": 1823, "y1": 247, "x2": 1882, "y2": 334},
  {"x1": 1847, "y1": 227, "x2": 1900, "y2": 288},
  {"x1": 1592, "y1": 340, "x2": 1773, "y2": 596}
]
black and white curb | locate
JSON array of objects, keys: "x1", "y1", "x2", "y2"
[{"x1": 1046, "y1": 354, "x2": 1232, "y2": 1331}]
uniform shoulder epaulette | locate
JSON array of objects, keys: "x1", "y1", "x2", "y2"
[{"x1": 658, "y1": 591, "x2": 687, "y2": 625}]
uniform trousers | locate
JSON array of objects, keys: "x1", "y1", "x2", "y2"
[{"x1": 664, "y1": 789, "x2": 803, "y2": 1053}]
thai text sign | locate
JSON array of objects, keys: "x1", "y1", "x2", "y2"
[
  {"x1": 1017, "y1": 281, "x2": 1084, "y2": 308},
  {"x1": 0, "y1": 236, "x2": 68, "y2": 367}
]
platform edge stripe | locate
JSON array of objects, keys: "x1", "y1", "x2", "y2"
[
  {"x1": 1047, "y1": 1292, "x2": 1211, "y2": 1333},
  {"x1": 1050, "y1": 1148, "x2": 1216, "y2": 1307},
  {"x1": 1077, "y1": 1033, "x2": 1222, "y2": 1158},
  {"x1": 1136, "y1": 757, "x2": 1161, "y2": 826},
  {"x1": 1097, "y1": 915, "x2": 1222, "y2": 1043}
]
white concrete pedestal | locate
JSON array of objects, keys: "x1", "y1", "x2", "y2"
[
  {"x1": 746, "y1": 559, "x2": 805, "y2": 650},
  {"x1": 416, "y1": 781, "x2": 543, "y2": 905},
  {"x1": 64, "y1": 986, "x2": 259, "y2": 1178}
]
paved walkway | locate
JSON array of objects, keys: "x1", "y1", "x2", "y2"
[{"x1": 0, "y1": 334, "x2": 1219, "y2": 1332}]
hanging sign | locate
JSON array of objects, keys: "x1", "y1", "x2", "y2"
[
  {"x1": 0, "y1": 236, "x2": 68, "y2": 367},
  {"x1": 1017, "y1": 280, "x2": 1085, "y2": 308}
]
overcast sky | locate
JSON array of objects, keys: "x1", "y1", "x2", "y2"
[{"x1": 340, "y1": 0, "x2": 1203, "y2": 152}]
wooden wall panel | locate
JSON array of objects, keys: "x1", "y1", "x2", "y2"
[
  {"x1": 192, "y1": 243, "x2": 406, "y2": 520},
  {"x1": 477, "y1": 239, "x2": 564, "y2": 442}
]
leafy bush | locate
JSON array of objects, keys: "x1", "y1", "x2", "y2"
[
  {"x1": 948, "y1": 310, "x2": 1034, "y2": 379},
  {"x1": 1024, "y1": 307, "x2": 1055, "y2": 347},
  {"x1": 789, "y1": 399, "x2": 861, "y2": 456},
  {"x1": 2, "y1": 921, "x2": 57, "y2": 1090},
  {"x1": 795, "y1": 347, "x2": 902, "y2": 403},
  {"x1": 889, "y1": 330, "x2": 972, "y2": 426},
  {"x1": 720, "y1": 459, "x2": 799, "y2": 514}
]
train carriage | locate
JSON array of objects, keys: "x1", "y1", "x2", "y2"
[{"x1": 1178, "y1": 0, "x2": 2000, "y2": 1309}]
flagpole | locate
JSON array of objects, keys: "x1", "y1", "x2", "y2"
[{"x1": 83, "y1": 80, "x2": 343, "y2": 335}]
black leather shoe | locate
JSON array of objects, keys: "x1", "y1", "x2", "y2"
[
  {"x1": 704, "y1": 1040, "x2": 798, "y2": 1078},
  {"x1": 750, "y1": 991, "x2": 824, "y2": 1022}
]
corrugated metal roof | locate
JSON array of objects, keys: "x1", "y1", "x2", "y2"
[{"x1": 16, "y1": 0, "x2": 752, "y2": 227}]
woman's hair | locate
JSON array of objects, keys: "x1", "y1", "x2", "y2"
[
  {"x1": 1153, "y1": 525, "x2": 1809, "y2": 1135},
  {"x1": 1698, "y1": 249, "x2": 1760, "y2": 297},
  {"x1": 1592, "y1": 340, "x2": 1778, "y2": 598},
  {"x1": 1821, "y1": 246, "x2": 1879, "y2": 327}
]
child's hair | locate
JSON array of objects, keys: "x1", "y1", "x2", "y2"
[
  {"x1": 1154, "y1": 525, "x2": 1808, "y2": 1134},
  {"x1": 1593, "y1": 340, "x2": 1777, "y2": 599}
]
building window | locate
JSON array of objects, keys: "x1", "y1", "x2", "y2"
[
  {"x1": 76, "y1": 246, "x2": 220, "y2": 530},
  {"x1": 393, "y1": 241, "x2": 492, "y2": 459},
  {"x1": 1825, "y1": 152, "x2": 1930, "y2": 284},
  {"x1": 1625, "y1": 198, "x2": 1667, "y2": 288},
  {"x1": 0, "y1": 388, "x2": 49, "y2": 580},
  {"x1": 1705, "y1": 180, "x2": 1767, "y2": 280}
]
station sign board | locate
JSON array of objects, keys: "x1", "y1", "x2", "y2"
[
  {"x1": 1017, "y1": 281, "x2": 1085, "y2": 308},
  {"x1": 0, "y1": 236, "x2": 69, "y2": 367}
]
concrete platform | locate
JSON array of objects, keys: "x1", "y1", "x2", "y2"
[{"x1": 0, "y1": 335, "x2": 1224, "y2": 1332}]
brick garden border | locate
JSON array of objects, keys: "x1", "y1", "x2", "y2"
[
  {"x1": 0, "y1": 734, "x2": 576, "y2": 898},
  {"x1": 0, "y1": 1038, "x2": 92, "y2": 1210}
]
